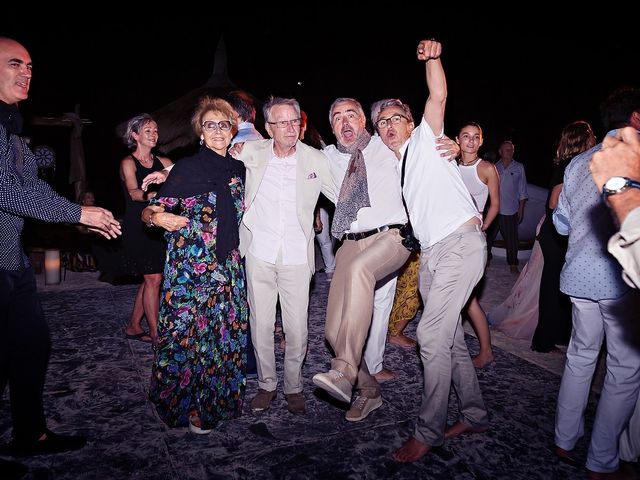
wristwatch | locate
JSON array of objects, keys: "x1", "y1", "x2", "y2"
[
  {"x1": 146, "y1": 212, "x2": 156, "y2": 228},
  {"x1": 602, "y1": 176, "x2": 640, "y2": 202}
]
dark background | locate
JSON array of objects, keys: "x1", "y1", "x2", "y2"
[{"x1": 4, "y1": 12, "x2": 637, "y2": 213}]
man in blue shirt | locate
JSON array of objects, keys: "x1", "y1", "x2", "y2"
[
  {"x1": 486, "y1": 140, "x2": 528, "y2": 273},
  {"x1": 553, "y1": 87, "x2": 640, "y2": 478},
  {"x1": 0, "y1": 37, "x2": 121, "y2": 463}
]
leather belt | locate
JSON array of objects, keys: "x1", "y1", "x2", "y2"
[{"x1": 343, "y1": 224, "x2": 404, "y2": 241}]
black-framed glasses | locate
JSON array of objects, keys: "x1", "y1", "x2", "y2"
[
  {"x1": 376, "y1": 114, "x2": 409, "y2": 129},
  {"x1": 202, "y1": 120, "x2": 232, "y2": 132},
  {"x1": 266, "y1": 118, "x2": 302, "y2": 129}
]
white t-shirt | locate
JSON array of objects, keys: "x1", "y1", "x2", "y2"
[
  {"x1": 324, "y1": 136, "x2": 407, "y2": 233},
  {"x1": 402, "y1": 120, "x2": 481, "y2": 248}
]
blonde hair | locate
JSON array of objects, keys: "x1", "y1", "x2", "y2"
[
  {"x1": 191, "y1": 97, "x2": 238, "y2": 137},
  {"x1": 554, "y1": 121, "x2": 595, "y2": 165}
]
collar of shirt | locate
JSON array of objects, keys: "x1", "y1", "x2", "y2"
[{"x1": 270, "y1": 151, "x2": 297, "y2": 168}]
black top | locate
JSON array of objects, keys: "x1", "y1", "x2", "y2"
[{"x1": 158, "y1": 146, "x2": 245, "y2": 259}]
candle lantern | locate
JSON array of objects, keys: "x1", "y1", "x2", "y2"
[{"x1": 44, "y1": 249, "x2": 61, "y2": 285}]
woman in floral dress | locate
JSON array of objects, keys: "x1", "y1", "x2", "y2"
[{"x1": 142, "y1": 97, "x2": 247, "y2": 433}]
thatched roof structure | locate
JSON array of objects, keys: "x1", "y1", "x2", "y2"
[{"x1": 116, "y1": 37, "x2": 262, "y2": 155}]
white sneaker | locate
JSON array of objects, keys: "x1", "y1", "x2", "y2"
[
  {"x1": 345, "y1": 395, "x2": 383, "y2": 422},
  {"x1": 188, "y1": 415, "x2": 212, "y2": 435},
  {"x1": 312, "y1": 370, "x2": 352, "y2": 403}
]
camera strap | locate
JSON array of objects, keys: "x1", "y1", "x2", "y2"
[{"x1": 400, "y1": 147, "x2": 412, "y2": 229}]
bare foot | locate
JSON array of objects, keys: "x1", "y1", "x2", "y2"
[
  {"x1": 472, "y1": 351, "x2": 495, "y2": 368},
  {"x1": 373, "y1": 368, "x2": 396, "y2": 383},
  {"x1": 388, "y1": 334, "x2": 417, "y2": 348},
  {"x1": 444, "y1": 420, "x2": 488, "y2": 439},
  {"x1": 392, "y1": 437, "x2": 431, "y2": 462}
]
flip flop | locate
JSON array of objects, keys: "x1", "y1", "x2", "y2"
[{"x1": 124, "y1": 330, "x2": 152, "y2": 343}]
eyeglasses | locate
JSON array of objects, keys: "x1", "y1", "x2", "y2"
[
  {"x1": 266, "y1": 118, "x2": 302, "y2": 129},
  {"x1": 376, "y1": 114, "x2": 409, "y2": 129},
  {"x1": 202, "y1": 120, "x2": 232, "y2": 132}
]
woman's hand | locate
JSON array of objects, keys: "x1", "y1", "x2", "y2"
[
  {"x1": 152, "y1": 212, "x2": 189, "y2": 232},
  {"x1": 142, "y1": 171, "x2": 168, "y2": 191}
]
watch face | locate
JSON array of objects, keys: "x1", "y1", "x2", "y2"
[{"x1": 605, "y1": 176, "x2": 627, "y2": 191}]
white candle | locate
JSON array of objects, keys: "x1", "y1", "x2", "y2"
[{"x1": 44, "y1": 249, "x2": 61, "y2": 285}]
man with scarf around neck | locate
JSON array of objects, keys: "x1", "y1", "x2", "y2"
[
  {"x1": 312, "y1": 98, "x2": 410, "y2": 422},
  {"x1": 372, "y1": 40, "x2": 488, "y2": 463},
  {"x1": 235, "y1": 97, "x2": 337, "y2": 415},
  {"x1": 0, "y1": 38, "x2": 121, "y2": 468}
]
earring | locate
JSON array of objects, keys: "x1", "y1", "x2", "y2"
[{"x1": 200, "y1": 138, "x2": 204, "y2": 145}]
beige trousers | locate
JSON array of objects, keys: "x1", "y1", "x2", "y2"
[
  {"x1": 415, "y1": 225, "x2": 488, "y2": 446},
  {"x1": 325, "y1": 228, "x2": 410, "y2": 395},
  {"x1": 246, "y1": 251, "x2": 312, "y2": 395}
]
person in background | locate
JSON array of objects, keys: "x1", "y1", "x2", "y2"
[
  {"x1": 226, "y1": 90, "x2": 262, "y2": 377},
  {"x1": 0, "y1": 37, "x2": 121, "y2": 465},
  {"x1": 456, "y1": 121, "x2": 499, "y2": 368},
  {"x1": 70, "y1": 190, "x2": 99, "y2": 271},
  {"x1": 301, "y1": 111, "x2": 337, "y2": 282},
  {"x1": 142, "y1": 96, "x2": 248, "y2": 434},
  {"x1": 486, "y1": 140, "x2": 528, "y2": 273},
  {"x1": 530, "y1": 121, "x2": 596, "y2": 353},
  {"x1": 552, "y1": 87, "x2": 640, "y2": 479},
  {"x1": 120, "y1": 114, "x2": 173, "y2": 344},
  {"x1": 227, "y1": 90, "x2": 263, "y2": 145}
]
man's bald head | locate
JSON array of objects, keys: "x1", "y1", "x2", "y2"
[{"x1": 0, "y1": 37, "x2": 32, "y2": 104}]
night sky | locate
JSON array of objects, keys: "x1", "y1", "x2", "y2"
[{"x1": 4, "y1": 12, "x2": 637, "y2": 212}]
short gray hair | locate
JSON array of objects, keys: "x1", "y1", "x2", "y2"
[
  {"x1": 263, "y1": 96, "x2": 300, "y2": 122},
  {"x1": 123, "y1": 113, "x2": 155, "y2": 148},
  {"x1": 328, "y1": 97, "x2": 365, "y2": 124},
  {"x1": 371, "y1": 98, "x2": 413, "y2": 125}
]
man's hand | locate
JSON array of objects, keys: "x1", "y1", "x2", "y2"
[
  {"x1": 417, "y1": 39, "x2": 442, "y2": 61},
  {"x1": 229, "y1": 142, "x2": 245, "y2": 159},
  {"x1": 590, "y1": 127, "x2": 640, "y2": 193},
  {"x1": 436, "y1": 135, "x2": 460, "y2": 161},
  {"x1": 80, "y1": 206, "x2": 122, "y2": 239},
  {"x1": 141, "y1": 171, "x2": 168, "y2": 192}
]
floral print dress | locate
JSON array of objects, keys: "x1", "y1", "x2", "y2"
[{"x1": 149, "y1": 176, "x2": 247, "y2": 429}]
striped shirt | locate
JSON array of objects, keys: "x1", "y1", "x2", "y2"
[{"x1": 0, "y1": 124, "x2": 81, "y2": 270}]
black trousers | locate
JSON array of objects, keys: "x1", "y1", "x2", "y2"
[
  {"x1": 0, "y1": 267, "x2": 50, "y2": 442},
  {"x1": 486, "y1": 213, "x2": 519, "y2": 266}
]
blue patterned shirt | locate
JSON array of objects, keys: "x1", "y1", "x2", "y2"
[
  {"x1": 553, "y1": 130, "x2": 629, "y2": 300},
  {"x1": 0, "y1": 124, "x2": 81, "y2": 270}
]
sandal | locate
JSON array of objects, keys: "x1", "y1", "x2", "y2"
[{"x1": 124, "y1": 329, "x2": 152, "y2": 343}]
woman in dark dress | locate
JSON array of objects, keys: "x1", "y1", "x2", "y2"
[
  {"x1": 120, "y1": 114, "x2": 173, "y2": 344},
  {"x1": 142, "y1": 97, "x2": 248, "y2": 434},
  {"x1": 531, "y1": 121, "x2": 596, "y2": 352}
]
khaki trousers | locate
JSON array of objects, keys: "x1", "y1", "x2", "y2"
[
  {"x1": 415, "y1": 225, "x2": 488, "y2": 446},
  {"x1": 325, "y1": 229, "x2": 410, "y2": 395},
  {"x1": 246, "y1": 251, "x2": 312, "y2": 395}
]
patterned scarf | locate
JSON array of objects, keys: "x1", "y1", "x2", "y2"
[{"x1": 331, "y1": 131, "x2": 372, "y2": 239}]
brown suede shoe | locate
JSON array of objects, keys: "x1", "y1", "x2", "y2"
[
  {"x1": 250, "y1": 389, "x2": 277, "y2": 412},
  {"x1": 285, "y1": 392, "x2": 306, "y2": 414}
]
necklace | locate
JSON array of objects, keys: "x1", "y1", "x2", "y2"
[
  {"x1": 132, "y1": 153, "x2": 153, "y2": 166},
  {"x1": 459, "y1": 156, "x2": 479, "y2": 166}
]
